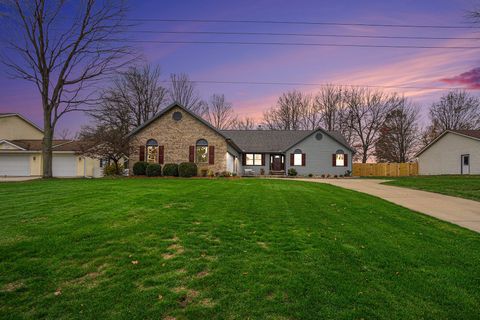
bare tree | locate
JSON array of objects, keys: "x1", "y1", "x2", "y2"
[
  {"x1": 1, "y1": 0, "x2": 131, "y2": 177},
  {"x1": 374, "y1": 99, "x2": 420, "y2": 162},
  {"x1": 428, "y1": 90, "x2": 480, "y2": 132},
  {"x1": 204, "y1": 94, "x2": 236, "y2": 129},
  {"x1": 315, "y1": 84, "x2": 345, "y2": 131},
  {"x1": 79, "y1": 124, "x2": 129, "y2": 175},
  {"x1": 262, "y1": 90, "x2": 309, "y2": 130},
  {"x1": 345, "y1": 87, "x2": 398, "y2": 163},
  {"x1": 90, "y1": 64, "x2": 167, "y2": 131},
  {"x1": 168, "y1": 73, "x2": 206, "y2": 116},
  {"x1": 231, "y1": 117, "x2": 256, "y2": 130}
]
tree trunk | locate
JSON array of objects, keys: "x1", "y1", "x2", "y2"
[{"x1": 42, "y1": 115, "x2": 54, "y2": 178}]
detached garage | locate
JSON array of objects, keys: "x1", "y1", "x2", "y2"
[
  {"x1": 417, "y1": 130, "x2": 480, "y2": 175},
  {"x1": 0, "y1": 154, "x2": 30, "y2": 176}
]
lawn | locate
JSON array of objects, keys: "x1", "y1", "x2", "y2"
[
  {"x1": 0, "y1": 178, "x2": 479, "y2": 319},
  {"x1": 383, "y1": 175, "x2": 480, "y2": 202}
]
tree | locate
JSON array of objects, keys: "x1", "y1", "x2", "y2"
[
  {"x1": 204, "y1": 94, "x2": 236, "y2": 129},
  {"x1": 1, "y1": 0, "x2": 131, "y2": 177},
  {"x1": 262, "y1": 90, "x2": 309, "y2": 130},
  {"x1": 168, "y1": 73, "x2": 206, "y2": 116},
  {"x1": 90, "y1": 64, "x2": 167, "y2": 132},
  {"x1": 314, "y1": 84, "x2": 344, "y2": 131},
  {"x1": 345, "y1": 87, "x2": 398, "y2": 163},
  {"x1": 374, "y1": 99, "x2": 420, "y2": 162},
  {"x1": 428, "y1": 90, "x2": 480, "y2": 132},
  {"x1": 79, "y1": 124, "x2": 129, "y2": 175},
  {"x1": 231, "y1": 117, "x2": 256, "y2": 130}
]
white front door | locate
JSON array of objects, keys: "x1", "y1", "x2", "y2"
[
  {"x1": 52, "y1": 155, "x2": 77, "y2": 177},
  {"x1": 0, "y1": 154, "x2": 30, "y2": 176},
  {"x1": 226, "y1": 153, "x2": 235, "y2": 173},
  {"x1": 461, "y1": 154, "x2": 470, "y2": 175}
]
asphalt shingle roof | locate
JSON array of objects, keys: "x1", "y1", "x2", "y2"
[
  {"x1": 451, "y1": 130, "x2": 480, "y2": 140},
  {"x1": 220, "y1": 130, "x2": 352, "y2": 153}
]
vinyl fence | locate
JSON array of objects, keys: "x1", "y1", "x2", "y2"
[{"x1": 352, "y1": 162, "x2": 418, "y2": 177}]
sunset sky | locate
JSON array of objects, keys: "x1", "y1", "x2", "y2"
[{"x1": 1, "y1": 0, "x2": 480, "y2": 135}]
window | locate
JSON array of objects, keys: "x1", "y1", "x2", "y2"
[
  {"x1": 335, "y1": 149, "x2": 345, "y2": 166},
  {"x1": 146, "y1": 139, "x2": 158, "y2": 163},
  {"x1": 293, "y1": 149, "x2": 303, "y2": 166},
  {"x1": 196, "y1": 139, "x2": 208, "y2": 163},
  {"x1": 246, "y1": 153, "x2": 263, "y2": 166}
]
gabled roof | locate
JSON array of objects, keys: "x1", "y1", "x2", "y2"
[
  {"x1": 416, "y1": 130, "x2": 480, "y2": 157},
  {"x1": 220, "y1": 129, "x2": 354, "y2": 153},
  {"x1": 0, "y1": 140, "x2": 87, "y2": 152},
  {"x1": 0, "y1": 113, "x2": 43, "y2": 133},
  {"x1": 126, "y1": 102, "x2": 242, "y2": 152}
]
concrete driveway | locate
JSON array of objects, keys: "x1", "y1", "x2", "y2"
[{"x1": 294, "y1": 178, "x2": 480, "y2": 233}]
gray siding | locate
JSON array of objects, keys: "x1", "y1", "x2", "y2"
[
  {"x1": 285, "y1": 132, "x2": 352, "y2": 176},
  {"x1": 239, "y1": 153, "x2": 271, "y2": 175}
]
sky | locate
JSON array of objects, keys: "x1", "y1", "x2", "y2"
[{"x1": 1, "y1": 0, "x2": 480, "y2": 136}]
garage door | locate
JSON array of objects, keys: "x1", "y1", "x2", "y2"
[
  {"x1": 52, "y1": 155, "x2": 76, "y2": 177},
  {"x1": 0, "y1": 154, "x2": 30, "y2": 176}
]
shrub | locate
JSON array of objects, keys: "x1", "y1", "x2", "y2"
[
  {"x1": 207, "y1": 169, "x2": 215, "y2": 177},
  {"x1": 260, "y1": 168, "x2": 265, "y2": 175},
  {"x1": 133, "y1": 161, "x2": 148, "y2": 175},
  {"x1": 146, "y1": 163, "x2": 162, "y2": 177},
  {"x1": 219, "y1": 171, "x2": 232, "y2": 177},
  {"x1": 345, "y1": 170, "x2": 352, "y2": 177},
  {"x1": 104, "y1": 163, "x2": 124, "y2": 176},
  {"x1": 200, "y1": 168, "x2": 208, "y2": 177},
  {"x1": 287, "y1": 168, "x2": 297, "y2": 176},
  {"x1": 163, "y1": 163, "x2": 179, "y2": 177},
  {"x1": 178, "y1": 162, "x2": 197, "y2": 177},
  {"x1": 308, "y1": 173, "x2": 313, "y2": 178}
]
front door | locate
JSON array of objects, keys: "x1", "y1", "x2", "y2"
[
  {"x1": 461, "y1": 154, "x2": 470, "y2": 175},
  {"x1": 271, "y1": 155, "x2": 284, "y2": 171}
]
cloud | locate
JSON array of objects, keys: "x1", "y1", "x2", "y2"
[{"x1": 440, "y1": 67, "x2": 480, "y2": 89}]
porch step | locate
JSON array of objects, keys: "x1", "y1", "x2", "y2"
[{"x1": 269, "y1": 170, "x2": 286, "y2": 176}]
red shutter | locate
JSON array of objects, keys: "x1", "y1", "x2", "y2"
[
  {"x1": 242, "y1": 153, "x2": 246, "y2": 166},
  {"x1": 158, "y1": 146, "x2": 164, "y2": 164},
  {"x1": 189, "y1": 146, "x2": 195, "y2": 162},
  {"x1": 139, "y1": 146, "x2": 145, "y2": 162},
  {"x1": 332, "y1": 154, "x2": 336, "y2": 167},
  {"x1": 302, "y1": 153, "x2": 306, "y2": 166},
  {"x1": 209, "y1": 146, "x2": 215, "y2": 165},
  {"x1": 290, "y1": 153, "x2": 294, "y2": 166},
  {"x1": 261, "y1": 153, "x2": 265, "y2": 166},
  {"x1": 344, "y1": 154, "x2": 348, "y2": 167}
]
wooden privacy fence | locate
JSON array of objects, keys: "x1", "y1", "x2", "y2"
[{"x1": 353, "y1": 162, "x2": 418, "y2": 177}]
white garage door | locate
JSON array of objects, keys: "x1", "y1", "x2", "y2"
[
  {"x1": 53, "y1": 155, "x2": 76, "y2": 177},
  {"x1": 0, "y1": 154, "x2": 30, "y2": 176}
]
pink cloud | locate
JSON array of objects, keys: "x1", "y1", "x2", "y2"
[{"x1": 440, "y1": 67, "x2": 480, "y2": 89}]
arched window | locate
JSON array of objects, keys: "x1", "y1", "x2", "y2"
[
  {"x1": 196, "y1": 139, "x2": 208, "y2": 163},
  {"x1": 335, "y1": 149, "x2": 345, "y2": 166},
  {"x1": 146, "y1": 139, "x2": 158, "y2": 163},
  {"x1": 293, "y1": 149, "x2": 303, "y2": 166}
]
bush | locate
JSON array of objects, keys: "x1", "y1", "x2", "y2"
[
  {"x1": 104, "y1": 163, "x2": 124, "y2": 176},
  {"x1": 178, "y1": 162, "x2": 197, "y2": 177},
  {"x1": 260, "y1": 168, "x2": 265, "y2": 175},
  {"x1": 163, "y1": 163, "x2": 179, "y2": 177},
  {"x1": 345, "y1": 170, "x2": 352, "y2": 177},
  {"x1": 288, "y1": 168, "x2": 298, "y2": 176},
  {"x1": 133, "y1": 161, "x2": 148, "y2": 175},
  {"x1": 146, "y1": 163, "x2": 162, "y2": 177},
  {"x1": 219, "y1": 171, "x2": 232, "y2": 177},
  {"x1": 200, "y1": 168, "x2": 208, "y2": 177},
  {"x1": 308, "y1": 173, "x2": 313, "y2": 178}
]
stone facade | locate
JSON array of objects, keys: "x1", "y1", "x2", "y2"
[{"x1": 129, "y1": 106, "x2": 228, "y2": 173}]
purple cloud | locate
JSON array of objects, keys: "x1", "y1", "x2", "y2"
[{"x1": 441, "y1": 67, "x2": 480, "y2": 89}]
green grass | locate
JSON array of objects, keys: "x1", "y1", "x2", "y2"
[
  {"x1": 383, "y1": 175, "x2": 480, "y2": 202},
  {"x1": 0, "y1": 178, "x2": 479, "y2": 319}
]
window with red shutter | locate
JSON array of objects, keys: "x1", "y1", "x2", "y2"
[
  {"x1": 139, "y1": 146, "x2": 145, "y2": 162},
  {"x1": 290, "y1": 153, "x2": 294, "y2": 166},
  {"x1": 158, "y1": 146, "x2": 164, "y2": 164},
  {"x1": 302, "y1": 153, "x2": 306, "y2": 166},
  {"x1": 344, "y1": 154, "x2": 348, "y2": 167},
  {"x1": 189, "y1": 146, "x2": 195, "y2": 162},
  {"x1": 332, "y1": 154, "x2": 336, "y2": 167}
]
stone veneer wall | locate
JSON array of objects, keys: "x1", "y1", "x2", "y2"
[{"x1": 129, "y1": 106, "x2": 228, "y2": 174}]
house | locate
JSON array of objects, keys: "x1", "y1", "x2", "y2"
[
  {"x1": 127, "y1": 103, "x2": 354, "y2": 176},
  {"x1": 416, "y1": 130, "x2": 480, "y2": 175},
  {"x1": 0, "y1": 113, "x2": 102, "y2": 177}
]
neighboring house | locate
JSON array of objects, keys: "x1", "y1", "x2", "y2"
[
  {"x1": 0, "y1": 113, "x2": 102, "y2": 177},
  {"x1": 416, "y1": 130, "x2": 480, "y2": 175},
  {"x1": 127, "y1": 103, "x2": 354, "y2": 176}
]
